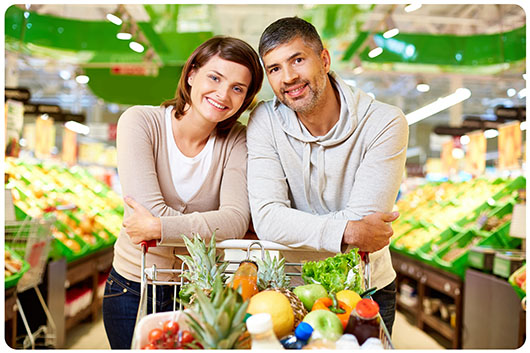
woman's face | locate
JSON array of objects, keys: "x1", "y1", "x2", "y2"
[{"x1": 187, "y1": 55, "x2": 252, "y2": 125}]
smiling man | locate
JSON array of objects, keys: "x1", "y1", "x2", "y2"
[{"x1": 247, "y1": 17, "x2": 409, "y2": 334}]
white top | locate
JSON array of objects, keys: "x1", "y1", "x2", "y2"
[{"x1": 165, "y1": 106, "x2": 215, "y2": 202}]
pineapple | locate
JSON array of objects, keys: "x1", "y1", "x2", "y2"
[
  {"x1": 257, "y1": 251, "x2": 308, "y2": 327},
  {"x1": 185, "y1": 276, "x2": 250, "y2": 349},
  {"x1": 176, "y1": 232, "x2": 228, "y2": 305}
]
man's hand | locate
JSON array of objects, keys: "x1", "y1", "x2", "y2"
[
  {"x1": 122, "y1": 196, "x2": 161, "y2": 244},
  {"x1": 343, "y1": 212, "x2": 399, "y2": 252}
]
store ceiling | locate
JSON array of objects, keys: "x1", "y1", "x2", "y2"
[{"x1": 5, "y1": 4, "x2": 526, "y2": 130}]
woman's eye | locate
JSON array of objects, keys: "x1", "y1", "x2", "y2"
[
  {"x1": 233, "y1": 86, "x2": 243, "y2": 93},
  {"x1": 209, "y1": 75, "x2": 219, "y2": 82}
]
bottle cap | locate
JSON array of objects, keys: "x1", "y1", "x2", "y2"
[
  {"x1": 355, "y1": 298, "x2": 379, "y2": 319},
  {"x1": 294, "y1": 322, "x2": 313, "y2": 340},
  {"x1": 245, "y1": 313, "x2": 273, "y2": 334}
]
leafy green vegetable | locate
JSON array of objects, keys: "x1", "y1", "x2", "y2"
[{"x1": 301, "y1": 249, "x2": 363, "y2": 294}]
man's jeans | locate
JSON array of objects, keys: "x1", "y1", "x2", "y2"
[
  {"x1": 371, "y1": 279, "x2": 397, "y2": 336},
  {"x1": 102, "y1": 267, "x2": 177, "y2": 349}
]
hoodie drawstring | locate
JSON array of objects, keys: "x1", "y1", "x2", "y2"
[{"x1": 303, "y1": 142, "x2": 330, "y2": 213}]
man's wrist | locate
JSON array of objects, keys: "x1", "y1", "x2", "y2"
[{"x1": 343, "y1": 220, "x2": 359, "y2": 247}]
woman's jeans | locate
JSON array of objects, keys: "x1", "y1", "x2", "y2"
[
  {"x1": 102, "y1": 267, "x2": 178, "y2": 349},
  {"x1": 371, "y1": 280, "x2": 397, "y2": 337}
]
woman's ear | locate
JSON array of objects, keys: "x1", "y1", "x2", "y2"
[{"x1": 187, "y1": 70, "x2": 196, "y2": 86}]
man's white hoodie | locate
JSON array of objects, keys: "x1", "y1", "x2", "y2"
[{"x1": 247, "y1": 71, "x2": 408, "y2": 290}]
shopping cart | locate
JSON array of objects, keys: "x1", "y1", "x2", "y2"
[
  {"x1": 4, "y1": 216, "x2": 56, "y2": 349},
  {"x1": 131, "y1": 239, "x2": 394, "y2": 349}
]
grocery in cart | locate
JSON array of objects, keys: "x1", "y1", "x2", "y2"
[{"x1": 130, "y1": 234, "x2": 394, "y2": 349}]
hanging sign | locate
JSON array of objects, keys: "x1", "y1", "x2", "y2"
[
  {"x1": 62, "y1": 127, "x2": 78, "y2": 165},
  {"x1": 498, "y1": 121, "x2": 522, "y2": 170},
  {"x1": 465, "y1": 130, "x2": 486, "y2": 176},
  {"x1": 5, "y1": 99, "x2": 25, "y2": 157},
  {"x1": 35, "y1": 115, "x2": 55, "y2": 158},
  {"x1": 441, "y1": 139, "x2": 457, "y2": 176}
]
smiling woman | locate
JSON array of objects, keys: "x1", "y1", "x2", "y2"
[{"x1": 102, "y1": 36, "x2": 263, "y2": 349}]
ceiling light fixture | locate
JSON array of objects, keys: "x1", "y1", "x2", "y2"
[
  {"x1": 65, "y1": 121, "x2": 90, "y2": 135},
  {"x1": 368, "y1": 47, "x2": 383, "y2": 58},
  {"x1": 75, "y1": 74, "x2": 89, "y2": 84},
  {"x1": 520, "y1": 121, "x2": 527, "y2": 131},
  {"x1": 129, "y1": 41, "x2": 145, "y2": 53},
  {"x1": 517, "y1": 87, "x2": 526, "y2": 98},
  {"x1": 404, "y1": 4, "x2": 422, "y2": 13},
  {"x1": 383, "y1": 28, "x2": 400, "y2": 39},
  {"x1": 117, "y1": 32, "x2": 132, "y2": 40},
  {"x1": 406, "y1": 88, "x2": 472, "y2": 125},
  {"x1": 507, "y1": 88, "x2": 517, "y2": 97},
  {"x1": 416, "y1": 83, "x2": 430, "y2": 93},
  {"x1": 59, "y1": 70, "x2": 71, "y2": 80},
  {"x1": 106, "y1": 13, "x2": 122, "y2": 26},
  {"x1": 484, "y1": 129, "x2": 499, "y2": 139},
  {"x1": 460, "y1": 135, "x2": 470, "y2": 145}
]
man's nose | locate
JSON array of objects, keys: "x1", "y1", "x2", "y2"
[{"x1": 282, "y1": 66, "x2": 299, "y2": 84}]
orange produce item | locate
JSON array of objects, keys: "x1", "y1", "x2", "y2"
[
  {"x1": 311, "y1": 296, "x2": 352, "y2": 329},
  {"x1": 231, "y1": 260, "x2": 259, "y2": 300}
]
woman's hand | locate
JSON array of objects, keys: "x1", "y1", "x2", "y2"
[{"x1": 122, "y1": 196, "x2": 162, "y2": 244}]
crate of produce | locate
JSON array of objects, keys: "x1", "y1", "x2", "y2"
[
  {"x1": 479, "y1": 201, "x2": 521, "y2": 249},
  {"x1": 433, "y1": 229, "x2": 507, "y2": 278},
  {"x1": 51, "y1": 221, "x2": 90, "y2": 262},
  {"x1": 391, "y1": 224, "x2": 441, "y2": 258},
  {"x1": 416, "y1": 227, "x2": 460, "y2": 265},
  {"x1": 5, "y1": 246, "x2": 30, "y2": 289}
]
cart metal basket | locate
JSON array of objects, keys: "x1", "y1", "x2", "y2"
[
  {"x1": 131, "y1": 239, "x2": 394, "y2": 349},
  {"x1": 4, "y1": 217, "x2": 56, "y2": 349}
]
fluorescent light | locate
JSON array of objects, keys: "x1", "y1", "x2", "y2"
[
  {"x1": 460, "y1": 135, "x2": 470, "y2": 145},
  {"x1": 75, "y1": 75, "x2": 89, "y2": 84},
  {"x1": 106, "y1": 13, "x2": 122, "y2": 26},
  {"x1": 484, "y1": 129, "x2": 499, "y2": 139},
  {"x1": 59, "y1": 70, "x2": 71, "y2": 80},
  {"x1": 452, "y1": 148, "x2": 465, "y2": 160},
  {"x1": 517, "y1": 87, "x2": 526, "y2": 98},
  {"x1": 404, "y1": 4, "x2": 422, "y2": 12},
  {"x1": 65, "y1": 121, "x2": 90, "y2": 135},
  {"x1": 352, "y1": 67, "x2": 364, "y2": 75},
  {"x1": 129, "y1": 41, "x2": 145, "y2": 53},
  {"x1": 383, "y1": 28, "x2": 400, "y2": 39},
  {"x1": 368, "y1": 47, "x2": 383, "y2": 58},
  {"x1": 507, "y1": 88, "x2": 517, "y2": 97},
  {"x1": 406, "y1": 88, "x2": 471, "y2": 125},
  {"x1": 523, "y1": 74, "x2": 527, "y2": 80},
  {"x1": 40, "y1": 113, "x2": 49, "y2": 120},
  {"x1": 520, "y1": 121, "x2": 527, "y2": 131},
  {"x1": 117, "y1": 32, "x2": 132, "y2": 40},
  {"x1": 416, "y1": 83, "x2": 430, "y2": 93}
]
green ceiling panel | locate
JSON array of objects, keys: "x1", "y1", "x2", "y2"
[
  {"x1": 343, "y1": 26, "x2": 526, "y2": 66},
  {"x1": 84, "y1": 65, "x2": 183, "y2": 106}
]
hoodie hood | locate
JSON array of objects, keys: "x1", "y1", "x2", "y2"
[{"x1": 269, "y1": 71, "x2": 375, "y2": 213}]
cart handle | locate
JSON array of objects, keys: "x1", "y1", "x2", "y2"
[{"x1": 140, "y1": 240, "x2": 157, "y2": 254}]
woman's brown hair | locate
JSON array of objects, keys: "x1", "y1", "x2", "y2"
[{"x1": 162, "y1": 36, "x2": 263, "y2": 135}]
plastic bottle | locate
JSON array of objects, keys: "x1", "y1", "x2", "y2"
[
  {"x1": 246, "y1": 313, "x2": 284, "y2": 350},
  {"x1": 344, "y1": 298, "x2": 380, "y2": 345},
  {"x1": 231, "y1": 260, "x2": 259, "y2": 300},
  {"x1": 280, "y1": 322, "x2": 314, "y2": 349}
]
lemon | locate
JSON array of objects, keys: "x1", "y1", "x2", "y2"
[
  {"x1": 336, "y1": 289, "x2": 362, "y2": 309},
  {"x1": 247, "y1": 290, "x2": 294, "y2": 338}
]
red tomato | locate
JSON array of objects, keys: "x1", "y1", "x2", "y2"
[
  {"x1": 142, "y1": 343, "x2": 157, "y2": 349},
  {"x1": 163, "y1": 320, "x2": 180, "y2": 337},
  {"x1": 163, "y1": 336, "x2": 177, "y2": 349},
  {"x1": 148, "y1": 328, "x2": 164, "y2": 347},
  {"x1": 179, "y1": 330, "x2": 194, "y2": 346}
]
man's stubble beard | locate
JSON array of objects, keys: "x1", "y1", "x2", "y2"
[{"x1": 279, "y1": 68, "x2": 327, "y2": 115}]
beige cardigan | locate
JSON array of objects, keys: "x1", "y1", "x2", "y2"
[{"x1": 113, "y1": 105, "x2": 249, "y2": 282}]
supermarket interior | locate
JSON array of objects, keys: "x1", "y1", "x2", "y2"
[{"x1": 2, "y1": 3, "x2": 527, "y2": 350}]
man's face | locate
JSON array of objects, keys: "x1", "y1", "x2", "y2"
[{"x1": 262, "y1": 37, "x2": 330, "y2": 115}]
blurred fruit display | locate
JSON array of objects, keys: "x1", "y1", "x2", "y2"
[
  {"x1": 5, "y1": 157, "x2": 122, "y2": 262},
  {"x1": 390, "y1": 176, "x2": 525, "y2": 277}
]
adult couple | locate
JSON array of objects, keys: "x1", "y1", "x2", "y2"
[{"x1": 103, "y1": 17, "x2": 408, "y2": 349}]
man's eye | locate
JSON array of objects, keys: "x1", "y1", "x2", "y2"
[
  {"x1": 269, "y1": 67, "x2": 279, "y2": 74},
  {"x1": 295, "y1": 58, "x2": 304, "y2": 64}
]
